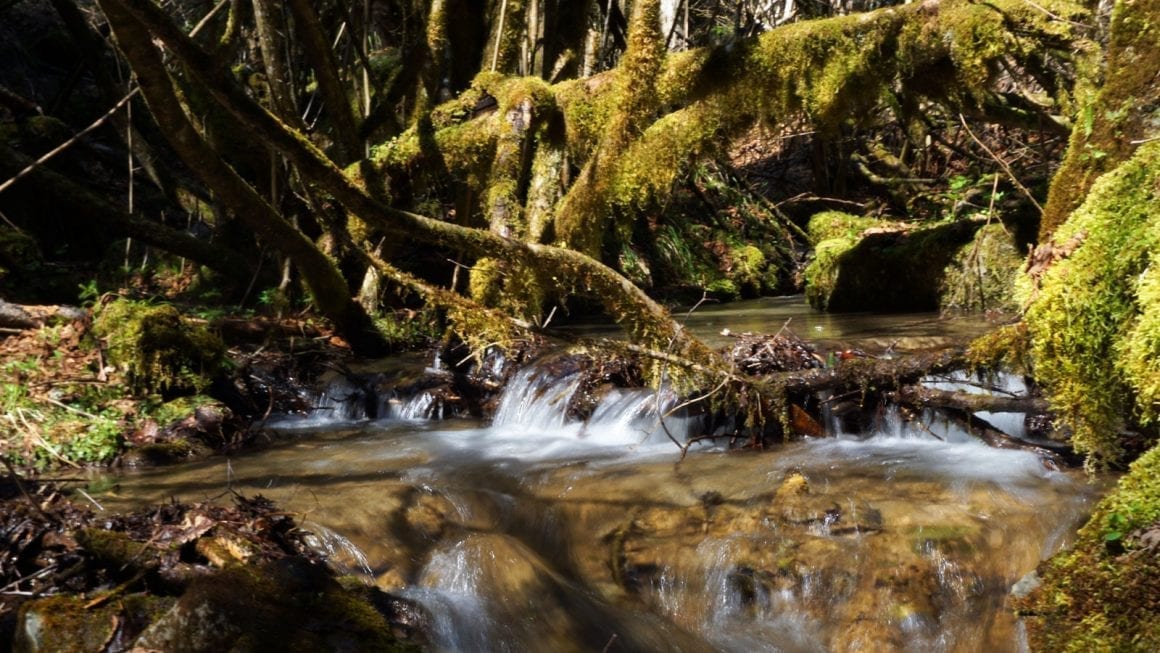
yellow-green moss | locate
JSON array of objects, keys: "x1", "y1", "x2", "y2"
[
  {"x1": 804, "y1": 237, "x2": 858, "y2": 311},
  {"x1": 1017, "y1": 444, "x2": 1160, "y2": 651},
  {"x1": 1038, "y1": 0, "x2": 1160, "y2": 239},
  {"x1": 966, "y1": 322, "x2": 1031, "y2": 374},
  {"x1": 482, "y1": 0, "x2": 527, "y2": 74},
  {"x1": 939, "y1": 223, "x2": 1023, "y2": 313},
  {"x1": 1023, "y1": 142, "x2": 1160, "y2": 465},
  {"x1": 91, "y1": 299, "x2": 227, "y2": 397},
  {"x1": 805, "y1": 211, "x2": 879, "y2": 245},
  {"x1": 604, "y1": 0, "x2": 1088, "y2": 234},
  {"x1": 1121, "y1": 263, "x2": 1160, "y2": 425}
]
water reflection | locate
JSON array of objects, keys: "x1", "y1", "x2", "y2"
[{"x1": 563, "y1": 295, "x2": 993, "y2": 352}]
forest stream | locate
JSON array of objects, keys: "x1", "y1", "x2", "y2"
[{"x1": 96, "y1": 298, "x2": 1106, "y2": 653}]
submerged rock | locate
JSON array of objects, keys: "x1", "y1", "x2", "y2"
[{"x1": 134, "y1": 558, "x2": 422, "y2": 653}]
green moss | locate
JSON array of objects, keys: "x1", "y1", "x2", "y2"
[
  {"x1": 804, "y1": 237, "x2": 858, "y2": 311},
  {"x1": 482, "y1": 0, "x2": 527, "y2": 74},
  {"x1": 468, "y1": 257, "x2": 504, "y2": 307},
  {"x1": 143, "y1": 394, "x2": 220, "y2": 426},
  {"x1": 15, "y1": 595, "x2": 119, "y2": 652},
  {"x1": 728, "y1": 244, "x2": 766, "y2": 297},
  {"x1": 1017, "y1": 444, "x2": 1160, "y2": 651},
  {"x1": 966, "y1": 322, "x2": 1031, "y2": 374},
  {"x1": 91, "y1": 299, "x2": 227, "y2": 397},
  {"x1": 1121, "y1": 263, "x2": 1160, "y2": 425},
  {"x1": 1038, "y1": 0, "x2": 1160, "y2": 239},
  {"x1": 1023, "y1": 142, "x2": 1160, "y2": 466},
  {"x1": 78, "y1": 528, "x2": 156, "y2": 572},
  {"x1": 939, "y1": 223, "x2": 1023, "y2": 313},
  {"x1": 805, "y1": 211, "x2": 880, "y2": 245}
]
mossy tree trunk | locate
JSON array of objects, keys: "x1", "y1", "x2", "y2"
[
  {"x1": 1020, "y1": 0, "x2": 1160, "y2": 466},
  {"x1": 1036, "y1": 0, "x2": 1160, "y2": 241}
]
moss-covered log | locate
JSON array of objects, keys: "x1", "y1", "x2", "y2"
[{"x1": 98, "y1": 0, "x2": 716, "y2": 377}]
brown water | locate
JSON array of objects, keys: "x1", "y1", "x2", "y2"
[{"x1": 96, "y1": 298, "x2": 1098, "y2": 653}]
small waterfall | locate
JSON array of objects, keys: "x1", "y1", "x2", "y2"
[
  {"x1": 301, "y1": 521, "x2": 375, "y2": 578},
  {"x1": 491, "y1": 365, "x2": 583, "y2": 431},
  {"x1": 309, "y1": 377, "x2": 370, "y2": 422},
  {"x1": 646, "y1": 537, "x2": 826, "y2": 652},
  {"x1": 486, "y1": 362, "x2": 696, "y2": 455},
  {"x1": 394, "y1": 391, "x2": 442, "y2": 420},
  {"x1": 409, "y1": 539, "x2": 498, "y2": 653}
]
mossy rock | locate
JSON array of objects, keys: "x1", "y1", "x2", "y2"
[
  {"x1": 1016, "y1": 444, "x2": 1160, "y2": 651},
  {"x1": 91, "y1": 300, "x2": 227, "y2": 397},
  {"x1": 120, "y1": 439, "x2": 211, "y2": 467},
  {"x1": 939, "y1": 223, "x2": 1023, "y2": 313},
  {"x1": 804, "y1": 219, "x2": 980, "y2": 312},
  {"x1": 14, "y1": 593, "x2": 174, "y2": 653},
  {"x1": 1023, "y1": 141, "x2": 1160, "y2": 465},
  {"x1": 134, "y1": 558, "x2": 423, "y2": 652},
  {"x1": 805, "y1": 211, "x2": 880, "y2": 245}
]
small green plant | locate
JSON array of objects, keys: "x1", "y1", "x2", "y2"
[{"x1": 77, "y1": 280, "x2": 102, "y2": 306}]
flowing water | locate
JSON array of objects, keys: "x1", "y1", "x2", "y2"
[{"x1": 99, "y1": 298, "x2": 1104, "y2": 652}]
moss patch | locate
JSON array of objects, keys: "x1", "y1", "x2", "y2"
[
  {"x1": 1023, "y1": 142, "x2": 1160, "y2": 466},
  {"x1": 1016, "y1": 444, "x2": 1160, "y2": 650},
  {"x1": 91, "y1": 299, "x2": 227, "y2": 397},
  {"x1": 939, "y1": 223, "x2": 1023, "y2": 313}
]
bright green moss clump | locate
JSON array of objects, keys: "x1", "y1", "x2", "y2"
[
  {"x1": 804, "y1": 237, "x2": 857, "y2": 311},
  {"x1": 802, "y1": 212, "x2": 874, "y2": 310},
  {"x1": 1016, "y1": 444, "x2": 1160, "y2": 650},
  {"x1": 92, "y1": 299, "x2": 227, "y2": 397},
  {"x1": 1023, "y1": 142, "x2": 1160, "y2": 466},
  {"x1": 806, "y1": 211, "x2": 878, "y2": 244}
]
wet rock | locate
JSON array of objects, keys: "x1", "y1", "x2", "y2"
[
  {"x1": 420, "y1": 533, "x2": 713, "y2": 653},
  {"x1": 1010, "y1": 569, "x2": 1041, "y2": 599},
  {"x1": 135, "y1": 558, "x2": 421, "y2": 652},
  {"x1": 120, "y1": 439, "x2": 213, "y2": 467},
  {"x1": 14, "y1": 593, "x2": 173, "y2": 653}
]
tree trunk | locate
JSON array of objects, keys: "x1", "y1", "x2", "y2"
[{"x1": 96, "y1": 0, "x2": 390, "y2": 357}]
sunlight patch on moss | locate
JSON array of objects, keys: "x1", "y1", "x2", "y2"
[
  {"x1": 1023, "y1": 142, "x2": 1160, "y2": 466},
  {"x1": 92, "y1": 299, "x2": 227, "y2": 397}
]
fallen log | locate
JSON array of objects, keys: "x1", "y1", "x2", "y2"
[{"x1": 888, "y1": 384, "x2": 1049, "y2": 415}]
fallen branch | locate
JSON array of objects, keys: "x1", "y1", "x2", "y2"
[{"x1": 889, "y1": 384, "x2": 1049, "y2": 414}]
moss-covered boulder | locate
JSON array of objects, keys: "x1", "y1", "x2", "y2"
[
  {"x1": 939, "y1": 223, "x2": 1023, "y2": 313},
  {"x1": 133, "y1": 558, "x2": 422, "y2": 652},
  {"x1": 1023, "y1": 142, "x2": 1160, "y2": 465},
  {"x1": 91, "y1": 300, "x2": 227, "y2": 397},
  {"x1": 1016, "y1": 445, "x2": 1160, "y2": 650},
  {"x1": 803, "y1": 213, "x2": 981, "y2": 312},
  {"x1": 14, "y1": 593, "x2": 174, "y2": 653}
]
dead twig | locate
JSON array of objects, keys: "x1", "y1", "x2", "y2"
[{"x1": 958, "y1": 114, "x2": 1043, "y2": 214}]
